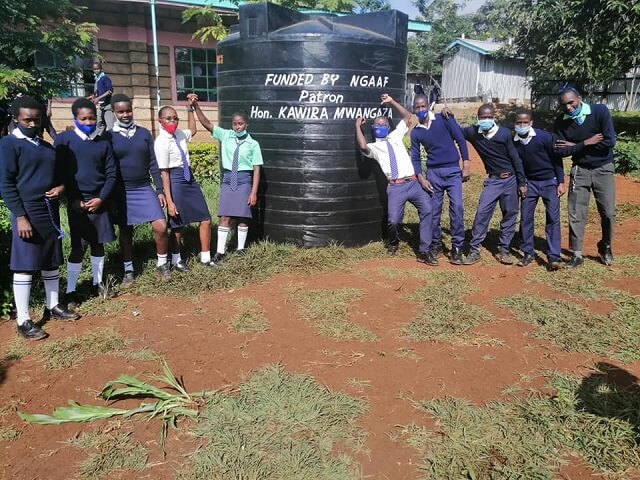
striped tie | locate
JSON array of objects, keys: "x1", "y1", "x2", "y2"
[
  {"x1": 174, "y1": 137, "x2": 192, "y2": 182},
  {"x1": 230, "y1": 141, "x2": 244, "y2": 191},
  {"x1": 385, "y1": 141, "x2": 398, "y2": 179}
]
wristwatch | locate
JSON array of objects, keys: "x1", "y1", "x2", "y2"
[{"x1": 186, "y1": 107, "x2": 195, "y2": 112}]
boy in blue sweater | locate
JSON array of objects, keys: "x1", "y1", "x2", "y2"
[
  {"x1": 410, "y1": 94, "x2": 470, "y2": 264},
  {"x1": 554, "y1": 87, "x2": 616, "y2": 268},
  {"x1": 461, "y1": 104, "x2": 527, "y2": 265},
  {"x1": 0, "y1": 97, "x2": 78, "y2": 340},
  {"x1": 513, "y1": 109, "x2": 603, "y2": 270}
]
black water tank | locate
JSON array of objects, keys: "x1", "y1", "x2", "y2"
[{"x1": 216, "y1": 3, "x2": 408, "y2": 247}]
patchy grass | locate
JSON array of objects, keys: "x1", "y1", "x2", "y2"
[
  {"x1": 395, "y1": 347, "x2": 421, "y2": 362},
  {"x1": 179, "y1": 364, "x2": 367, "y2": 479},
  {"x1": 68, "y1": 430, "x2": 148, "y2": 480},
  {"x1": 228, "y1": 297, "x2": 269, "y2": 334},
  {"x1": 78, "y1": 297, "x2": 129, "y2": 317},
  {"x1": 616, "y1": 202, "x2": 640, "y2": 221},
  {"x1": 401, "y1": 270, "x2": 495, "y2": 342},
  {"x1": 0, "y1": 426, "x2": 20, "y2": 442},
  {"x1": 3, "y1": 338, "x2": 30, "y2": 361},
  {"x1": 287, "y1": 286, "x2": 377, "y2": 342},
  {"x1": 347, "y1": 378, "x2": 372, "y2": 389},
  {"x1": 399, "y1": 370, "x2": 640, "y2": 479},
  {"x1": 119, "y1": 346, "x2": 160, "y2": 362},
  {"x1": 496, "y1": 293, "x2": 640, "y2": 362}
]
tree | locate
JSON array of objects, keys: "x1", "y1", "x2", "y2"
[{"x1": 0, "y1": 1, "x2": 97, "y2": 101}]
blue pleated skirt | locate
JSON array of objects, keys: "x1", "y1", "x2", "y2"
[
  {"x1": 167, "y1": 168, "x2": 211, "y2": 229},
  {"x1": 10, "y1": 200, "x2": 63, "y2": 271},
  {"x1": 218, "y1": 170, "x2": 253, "y2": 219},
  {"x1": 67, "y1": 202, "x2": 116, "y2": 246},
  {"x1": 120, "y1": 185, "x2": 165, "y2": 226}
]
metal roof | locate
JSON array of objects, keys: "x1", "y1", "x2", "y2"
[{"x1": 446, "y1": 38, "x2": 503, "y2": 55}]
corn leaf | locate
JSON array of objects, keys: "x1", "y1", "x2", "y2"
[{"x1": 19, "y1": 401, "x2": 130, "y2": 425}]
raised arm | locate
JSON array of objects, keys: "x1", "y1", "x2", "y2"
[
  {"x1": 380, "y1": 93, "x2": 411, "y2": 124},
  {"x1": 355, "y1": 117, "x2": 370, "y2": 156},
  {"x1": 189, "y1": 93, "x2": 213, "y2": 133}
]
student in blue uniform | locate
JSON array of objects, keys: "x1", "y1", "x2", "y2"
[
  {"x1": 513, "y1": 109, "x2": 603, "y2": 270},
  {"x1": 89, "y1": 61, "x2": 114, "y2": 136},
  {"x1": 0, "y1": 97, "x2": 78, "y2": 340},
  {"x1": 355, "y1": 93, "x2": 436, "y2": 265},
  {"x1": 410, "y1": 93, "x2": 470, "y2": 265},
  {"x1": 460, "y1": 103, "x2": 527, "y2": 265},
  {"x1": 154, "y1": 97, "x2": 214, "y2": 270},
  {"x1": 190, "y1": 96, "x2": 263, "y2": 263},
  {"x1": 55, "y1": 98, "x2": 117, "y2": 306},
  {"x1": 554, "y1": 87, "x2": 617, "y2": 268},
  {"x1": 107, "y1": 94, "x2": 170, "y2": 284}
]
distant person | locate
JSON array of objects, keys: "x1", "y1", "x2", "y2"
[
  {"x1": 460, "y1": 103, "x2": 527, "y2": 266},
  {"x1": 88, "y1": 61, "x2": 114, "y2": 135},
  {"x1": 154, "y1": 97, "x2": 214, "y2": 270},
  {"x1": 0, "y1": 96, "x2": 78, "y2": 340},
  {"x1": 554, "y1": 86, "x2": 616, "y2": 268},
  {"x1": 410, "y1": 93, "x2": 470, "y2": 265},
  {"x1": 355, "y1": 93, "x2": 436, "y2": 266},
  {"x1": 191, "y1": 96, "x2": 263, "y2": 263},
  {"x1": 513, "y1": 109, "x2": 603, "y2": 270},
  {"x1": 107, "y1": 94, "x2": 170, "y2": 286},
  {"x1": 55, "y1": 98, "x2": 118, "y2": 308}
]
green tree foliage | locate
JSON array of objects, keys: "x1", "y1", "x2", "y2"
[{"x1": 0, "y1": 0, "x2": 97, "y2": 101}]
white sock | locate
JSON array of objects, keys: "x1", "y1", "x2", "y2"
[
  {"x1": 123, "y1": 260, "x2": 134, "y2": 272},
  {"x1": 200, "y1": 251, "x2": 211, "y2": 263},
  {"x1": 217, "y1": 227, "x2": 229, "y2": 254},
  {"x1": 237, "y1": 226, "x2": 249, "y2": 250},
  {"x1": 171, "y1": 253, "x2": 182, "y2": 265},
  {"x1": 66, "y1": 262, "x2": 82, "y2": 293},
  {"x1": 157, "y1": 254, "x2": 168, "y2": 267},
  {"x1": 90, "y1": 256, "x2": 104, "y2": 286},
  {"x1": 574, "y1": 251, "x2": 583, "y2": 258},
  {"x1": 13, "y1": 273, "x2": 32, "y2": 326},
  {"x1": 41, "y1": 269, "x2": 60, "y2": 310}
]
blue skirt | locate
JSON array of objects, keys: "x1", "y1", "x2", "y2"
[
  {"x1": 67, "y1": 202, "x2": 116, "y2": 246},
  {"x1": 119, "y1": 185, "x2": 165, "y2": 226},
  {"x1": 218, "y1": 171, "x2": 253, "y2": 219},
  {"x1": 10, "y1": 200, "x2": 63, "y2": 271},
  {"x1": 167, "y1": 168, "x2": 211, "y2": 229}
]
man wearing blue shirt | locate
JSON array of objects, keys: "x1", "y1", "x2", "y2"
[{"x1": 89, "y1": 61, "x2": 114, "y2": 135}]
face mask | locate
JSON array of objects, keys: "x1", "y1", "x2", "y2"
[
  {"x1": 74, "y1": 119, "x2": 97, "y2": 135},
  {"x1": 17, "y1": 123, "x2": 38, "y2": 139},
  {"x1": 162, "y1": 122, "x2": 178, "y2": 135},
  {"x1": 515, "y1": 126, "x2": 531, "y2": 137},
  {"x1": 416, "y1": 111, "x2": 429, "y2": 122},
  {"x1": 232, "y1": 130, "x2": 248, "y2": 138},
  {"x1": 478, "y1": 119, "x2": 495, "y2": 131},
  {"x1": 569, "y1": 104, "x2": 582, "y2": 117},
  {"x1": 372, "y1": 125, "x2": 389, "y2": 139},
  {"x1": 116, "y1": 119, "x2": 134, "y2": 129}
]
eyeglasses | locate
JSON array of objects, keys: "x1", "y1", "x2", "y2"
[{"x1": 161, "y1": 117, "x2": 179, "y2": 121}]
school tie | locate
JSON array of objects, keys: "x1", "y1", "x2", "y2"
[
  {"x1": 44, "y1": 198, "x2": 66, "y2": 239},
  {"x1": 385, "y1": 141, "x2": 399, "y2": 179},
  {"x1": 230, "y1": 141, "x2": 244, "y2": 191},
  {"x1": 174, "y1": 137, "x2": 192, "y2": 182}
]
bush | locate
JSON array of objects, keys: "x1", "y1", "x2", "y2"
[
  {"x1": 188, "y1": 143, "x2": 220, "y2": 182},
  {"x1": 614, "y1": 134, "x2": 640, "y2": 175},
  {"x1": 0, "y1": 200, "x2": 12, "y2": 315},
  {"x1": 612, "y1": 111, "x2": 640, "y2": 136}
]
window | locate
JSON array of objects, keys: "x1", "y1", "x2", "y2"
[
  {"x1": 34, "y1": 51, "x2": 94, "y2": 97},
  {"x1": 175, "y1": 46, "x2": 217, "y2": 102}
]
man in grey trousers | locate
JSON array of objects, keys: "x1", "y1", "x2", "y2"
[{"x1": 554, "y1": 87, "x2": 616, "y2": 268}]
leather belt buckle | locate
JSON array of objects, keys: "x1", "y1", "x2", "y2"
[{"x1": 499, "y1": 172, "x2": 511, "y2": 179}]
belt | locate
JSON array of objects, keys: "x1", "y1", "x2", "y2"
[
  {"x1": 488, "y1": 172, "x2": 514, "y2": 179},
  {"x1": 389, "y1": 175, "x2": 417, "y2": 185}
]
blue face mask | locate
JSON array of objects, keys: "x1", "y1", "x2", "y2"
[
  {"x1": 232, "y1": 130, "x2": 248, "y2": 138},
  {"x1": 515, "y1": 125, "x2": 531, "y2": 137},
  {"x1": 116, "y1": 119, "x2": 134, "y2": 129},
  {"x1": 416, "y1": 111, "x2": 429, "y2": 122},
  {"x1": 372, "y1": 125, "x2": 389, "y2": 139},
  {"x1": 478, "y1": 118, "x2": 495, "y2": 131},
  {"x1": 74, "y1": 119, "x2": 97, "y2": 136},
  {"x1": 569, "y1": 105, "x2": 582, "y2": 117}
]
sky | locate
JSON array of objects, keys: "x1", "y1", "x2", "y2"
[{"x1": 388, "y1": 0, "x2": 486, "y2": 20}]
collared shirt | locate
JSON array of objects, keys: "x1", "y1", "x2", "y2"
[
  {"x1": 478, "y1": 123, "x2": 499, "y2": 140},
  {"x1": 513, "y1": 127, "x2": 537, "y2": 146},
  {"x1": 112, "y1": 122, "x2": 137, "y2": 139},
  {"x1": 154, "y1": 128, "x2": 192, "y2": 169},
  {"x1": 11, "y1": 128, "x2": 40, "y2": 146},
  {"x1": 563, "y1": 102, "x2": 591, "y2": 124},
  {"x1": 212, "y1": 126, "x2": 264, "y2": 171},
  {"x1": 363, "y1": 120, "x2": 416, "y2": 179},
  {"x1": 414, "y1": 111, "x2": 437, "y2": 130},
  {"x1": 73, "y1": 127, "x2": 99, "y2": 141}
]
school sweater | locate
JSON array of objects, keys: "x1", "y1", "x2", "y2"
[
  {"x1": 410, "y1": 114, "x2": 470, "y2": 173},
  {"x1": 553, "y1": 103, "x2": 616, "y2": 168},
  {"x1": 106, "y1": 128, "x2": 163, "y2": 192},
  {"x1": 462, "y1": 125, "x2": 526, "y2": 185},
  {"x1": 55, "y1": 131, "x2": 117, "y2": 202},
  {"x1": 0, "y1": 135, "x2": 59, "y2": 217}
]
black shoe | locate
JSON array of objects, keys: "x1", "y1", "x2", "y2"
[
  {"x1": 565, "y1": 255, "x2": 584, "y2": 269},
  {"x1": 429, "y1": 244, "x2": 444, "y2": 258},
  {"x1": 450, "y1": 246, "x2": 463, "y2": 265},
  {"x1": 172, "y1": 260, "x2": 190, "y2": 273},
  {"x1": 235, "y1": 249, "x2": 248, "y2": 257},
  {"x1": 65, "y1": 291, "x2": 80, "y2": 310},
  {"x1": 211, "y1": 252, "x2": 226, "y2": 266},
  {"x1": 517, "y1": 253, "x2": 535, "y2": 267},
  {"x1": 417, "y1": 251, "x2": 439, "y2": 266},
  {"x1": 95, "y1": 282, "x2": 116, "y2": 299},
  {"x1": 547, "y1": 260, "x2": 564, "y2": 271},
  {"x1": 155, "y1": 263, "x2": 171, "y2": 279},
  {"x1": 597, "y1": 241, "x2": 613, "y2": 266},
  {"x1": 121, "y1": 270, "x2": 135, "y2": 288},
  {"x1": 463, "y1": 250, "x2": 481, "y2": 265},
  {"x1": 17, "y1": 320, "x2": 48, "y2": 341},
  {"x1": 386, "y1": 244, "x2": 398, "y2": 256},
  {"x1": 48, "y1": 304, "x2": 80, "y2": 321},
  {"x1": 494, "y1": 251, "x2": 515, "y2": 265}
]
